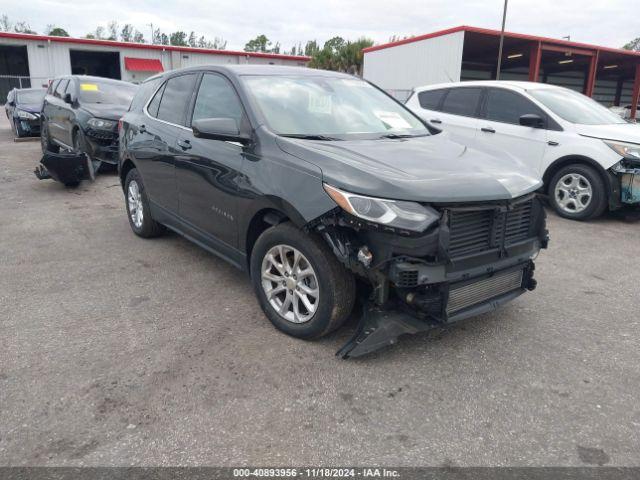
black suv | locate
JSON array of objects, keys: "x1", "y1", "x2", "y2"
[
  {"x1": 41, "y1": 75, "x2": 137, "y2": 169},
  {"x1": 119, "y1": 66, "x2": 548, "y2": 357}
]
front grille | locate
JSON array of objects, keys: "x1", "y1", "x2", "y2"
[
  {"x1": 447, "y1": 199, "x2": 534, "y2": 258},
  {"x1": 446, "y1": 268, "x2": 524, "y2": 315}
]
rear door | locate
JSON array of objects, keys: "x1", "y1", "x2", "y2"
[
  {"x1": 175, "y1": 72, "x2": 249, "y2": 248},
  {"x1": 132, "y1": 73, "x2": 198, "y2": 213},
  {"x1": 477, "y1": 87, "x2": 548, "y2": 174},
  {"x1": 435, "y1": 87, "x2": 483, "y2": 145}
]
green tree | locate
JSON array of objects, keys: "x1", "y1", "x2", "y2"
[
  {"x1": 188, "y1": 31, "x2": 197, "y2": 47},
  {"x1": 107, "y1": 21, "x2": 118, "y2": 41},
  {"x1": 94, "y1": 26, "x2": 105, "y2": 40},
  {"x1": 133, "y1": 30, "x2": 145, "y2": 43},
  {"x1": 170, "y1": 31, "x2": 187, "y2": 46},
  {"x1": 120, "y1": 24, "x2": 134, "y2": 42},
  {"x1": 47, "y1": 26, "x2": 70, "y2": 37},
  {"x1": 623, "y1": 37, "x2": 640, "y2": 51},
  {"x1": 0, "y1": 15, "x2": 11, "y2": 32},
  {"x1": 14, "y1": 21, "x2": 36, "y2": 34},
  {"x1": 160, "y1": 33, "x2": 169, "y2": 45},
  {"x1": 244, "y1": 34, "x2": 271, "y2": 53},
  {"x1": 304, "y1": 40, "x2": 320, "y2": 57}
]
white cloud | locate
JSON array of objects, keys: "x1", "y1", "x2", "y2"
[{"x1": 3, "y1": 0, "x2": 637, "y2": 51}]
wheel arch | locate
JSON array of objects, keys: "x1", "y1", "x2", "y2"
[
  {"x1": 543, "y1": 155, "x2": 613, "y2": 196},
  {"x1": 119, "y1": 158, "x2": 137, "y2": 190}
]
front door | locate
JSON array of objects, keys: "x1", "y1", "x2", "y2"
[
  {"x1": 434, "y1": 87, "x2": 484, "y2": 146},
  {"x1": 175, "y1": 73, "x2": 249, "y2": 248}
]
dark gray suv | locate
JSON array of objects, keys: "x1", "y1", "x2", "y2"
[{"x1": 119, "y1": 65, "x2": 548, "y2": 357}]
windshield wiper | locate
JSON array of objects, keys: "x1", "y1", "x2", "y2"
[
  {"x1": 378, "y1": 133, "x2": 428, "y2": 139},
  {"x1": 280, "y1": 134, "x2": 340, "y2": 141}
]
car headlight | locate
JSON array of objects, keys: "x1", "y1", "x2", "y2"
[
  {"x1": 16, "y1": 109, "x2": 37, "y2": 120},
  {"x1": 604, "y1": 140, "x2": 640, "y2": 160},
  {"x1": 87, "y1": 118, "x2": 116, "y2": 129},
  {"x1": 323, "y1": 184, "x2": 440, "y2": 233}
]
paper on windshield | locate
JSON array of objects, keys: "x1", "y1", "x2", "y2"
[
  {"x1": 80, "y1": 84, "x2": 99, "y2": 91},
  {"x1": 308, "y1": 92, "x2": 332, "y2": 114},
  {"x1": 374, "y1": 110, "x2": 412, "y2": 129}
]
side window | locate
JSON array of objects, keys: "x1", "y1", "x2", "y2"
[
  {"x1": 54, "y1": 79, "x2": 68, "y2": 99},
  {"x1": 441, "y1": 88, "x2": 483, "y2": 117},
  {"x1": 418, "y1": 89, "x2": 446, "y2": 111},
  {"x1": 146, "y1": 82, "x2": 165, "y2": 118},
  {"x1": 192, "y1": 73, "x2": 245, "y2": 125},
  {"x1": 484, "y1": 88, "x2": 545, "y2": 125},
  {"x1": 156, "y1": 74, "x2": 198, "y2": 126},
  {"x1": 131, "y1": 78, "x2": 161, "y2": 113},
  {"x1": 65, "y1": 80, "x2": 76, "y2": 97}
]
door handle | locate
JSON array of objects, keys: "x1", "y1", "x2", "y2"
[
  {"x1": 481, "y1": 127, "x2": 496, "y2": 133},
  {"x1": 430, "y1": 118, "x2": 442, "y2": 124},
  {"x1": 177, "y1": 139, "x2": 192, "y2": 150},
  {"x1": 548, "y1": 140, "x2": 559, "y2": 146},
  {"x1": 139, "y1": 124, "x2": 147, "y2": 133}
]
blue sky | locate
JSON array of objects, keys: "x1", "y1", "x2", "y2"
[{"x1": 3, "y1": 0, "x2": 637, "y2": 52}]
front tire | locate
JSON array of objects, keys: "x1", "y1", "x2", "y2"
[
  {"x1": 124, "y1": 168, "x2": 164, "y2": 238},
  {"x1": 250, "y1": 222, "x2": 356, "y2": 339},
  {"x1": 549, "y1": 164, "x2": 607, "y2": 220}
]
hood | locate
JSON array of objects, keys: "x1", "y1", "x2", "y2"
[
  {"x1": 81, "y1": 103, "x2": 128, "y2": 121},
  {"x1": 16, "y1": 103, "x2": 42, "y2": 114},
  {"x1": 276, "y1": 133, "x2": 542, "y2": 203},
  {"x1": 576, "y1": 123, "x2": 640, "y2": 144}
]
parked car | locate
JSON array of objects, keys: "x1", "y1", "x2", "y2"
[
  {"x1": 41, "y1": 75, "x2": 137, "y2": 171},
  {"x1": 119, "y1": 66, "x2": 548, "y2": 357},
  {"x1": 406, "y1": 81, "x2": 640, "y2": 220},
  {"x1": 5, "y1": 87, "x2": 46, "y2": 138}
]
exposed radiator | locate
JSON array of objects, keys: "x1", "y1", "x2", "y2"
[{"x1": 446, "y1": 268, "x2": 524, "y2": 315}]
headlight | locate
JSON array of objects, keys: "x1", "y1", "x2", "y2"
[
  {"x1": 323, "y1": 184, "x2": 440, "y2": 233},
  {"x1": 604, "y1": 140, "x2": 640, "y2": 160},
  {"x1": 87, "y1": 118, "x2": 116, "y2": 129},
  {"x1": 16, "y1": 110, "x2": 37, "y2": 120}
]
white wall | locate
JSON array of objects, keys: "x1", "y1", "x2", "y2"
[
  {"x1": 363, "y1": 31, "x2": 465, "y2": 98},
  {"x1": 0, "y1": 36, "x2": 307, "y2": 85}
]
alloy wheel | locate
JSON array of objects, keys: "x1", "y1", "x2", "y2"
[
  {"x1": 261, "y1": 245, "x2": 319, "y2": 324},
  {"x1": 554, "y1": 173, "x2": 592, "y2": 214},
  {"x1": 127, "y1": 180, "x2": 144, "y2": 228}
]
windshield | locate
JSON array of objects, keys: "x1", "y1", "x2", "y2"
[
  {"x1": 529, "y1": 88, "x2": 627, "y2": 125},
  {"x1": 242, "y1": 75, "x2": 428, "y2": 138},
  {"x1": 78, "y1": 81, "x2": 138, "y2": 106},
  {"x1": 16, "y1": 89, "x2": 46, "y2": 104}
]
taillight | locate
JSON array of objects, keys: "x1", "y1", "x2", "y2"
[{"x1": 118, "y1": 119, "x2": 123, "y2": 132}]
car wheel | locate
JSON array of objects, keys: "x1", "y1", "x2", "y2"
[
  {"x1": 40, "y1": 122, "x2": 59, "y2": 154},
  {"x1": 549, "y1": 164, "x2": 607, "y2": 220},
  {"x1": 250, "y1": 222, "x2": 356, "y2": 339},
  {"x1": 124, "y1": 168, "x2": 165, "y2": 238}
]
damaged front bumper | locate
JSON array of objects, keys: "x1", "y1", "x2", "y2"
[
  {"x1": 84, "y1": 127, "x2": 119, "y2": 164},
  {"x1": 315, "y1": 194, "x2": 548, "y2": 358},
  {"x1": 34, "y1": 150, "x2": 95, "y2": 186},
  {"x1": 611, "y1": 160, "x2": 640, "y2": 205}
]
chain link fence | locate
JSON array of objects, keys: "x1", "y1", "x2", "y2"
[{"x1": 1, "y1": 76, "x2": 51, "y2": 104}]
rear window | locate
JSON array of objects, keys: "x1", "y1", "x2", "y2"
[
  {"x1": 418, "y1": 89, "x2": 446, "y2": 110},
  {"x1": 156, "y1": 74, "x2": 197, "y2": 126},
  {"x1": 441, "y1": 88, "x2": 482, "y2": 117}
]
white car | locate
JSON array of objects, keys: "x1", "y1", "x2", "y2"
[{"x1": 406, "y1": 81, "x2": 640, "y2": 220}]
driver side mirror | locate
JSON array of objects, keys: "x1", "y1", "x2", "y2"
[
  {"x1": 192, "y1": 118, "x2": 251, "y2": 144},
  {"x1": 63, "y1": 93, "x2": 75, "y2": 105},
  {"x1": 8, "y1": 100, "x2": 15, "y2": 107},
  {"x1": 519, "y1": 113, "x2": 545, "y2": 129}
]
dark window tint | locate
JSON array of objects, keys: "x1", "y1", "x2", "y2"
[
  {"x1": 192, "y1": 74, "x2": 244, "y2": 124},
  {"x1": 65, "y1": 80, "x2": 75, "y2": 95},
  {"x1": 156, "y1": 74, "x2": 197, "y2": 126},
  {"x1": 54, "y1": 79, "x2": 68, "y2": 98},
  {"x1": 418, "y1": 89, "x2": 446, "y2": 110},
  {"x1": 441, "y1": 88, "x2": 482, "y2": 117},
  {"x1": 485, "y1": 88, "x2": 544, "y2": 125},
  {"x1": 146, "y1": 82, "x2": 165, "y2": 118},
  {"x1": 131, "y1": 78, "x2": 161, "y2": 112}
]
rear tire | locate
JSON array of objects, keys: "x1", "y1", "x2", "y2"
[
  {"x1": 124, "y1": 168, "x2": 164, "y2": 238},
  {"x1": 250, "y1": 222, "x2": 356, "y2": 339},
  {"x1": 548, "y1": 164, "x2": 607, "y2": 220},
  {"x1": 40, "y1": 122, "x2": 59, "y2": 154}
]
